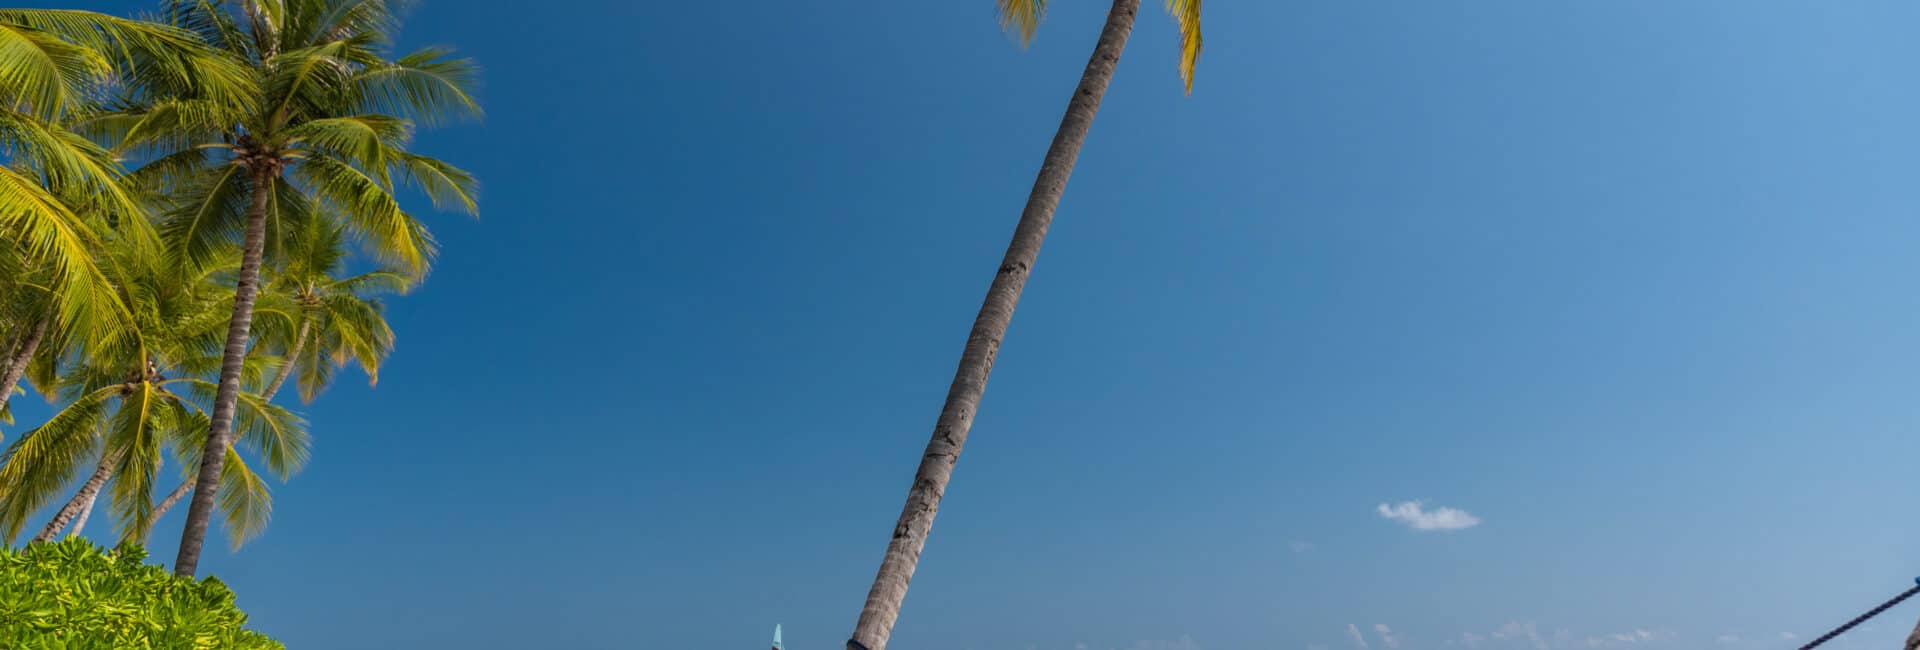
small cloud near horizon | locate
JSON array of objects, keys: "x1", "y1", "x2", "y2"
[{"x1": 1377, "y1": 500, "x2": 1482, "y2": 531}]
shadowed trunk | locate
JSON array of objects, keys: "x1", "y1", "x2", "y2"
[
  {"x1": 0, "y1": 317, "x2": 48, "y2": 417},
  {"x1": 32, "y1": 447, "x2": 120, "y2": 543},
  {"x1": 845, "y1": 2, "x2": 1139, "y2": 648},
  {"x1": 259, "y1": 319, "x2": 309, "y2": 400},
  {"x1": 1905, "y1": 608, "x2": 1919, "y2": 650},
  {"x1": 175, "y1": 165, "x2": 275, "y2": 577}
]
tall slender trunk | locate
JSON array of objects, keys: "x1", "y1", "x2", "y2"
[
  {"x1": 260, "y1": 319, "x2": 309, "y2": 400},
  {"x1": 1905, "y1": 607, "x2": 1919, "y2": 650},
  {"x1": 144, "y1": 478, "x2": 194, "y2": 544},
  {"x1": 32, "y1": 447, "x2": 120, "y2": 543},
  {"x1": 0, "y1": 317, "x2": 48, "y2": 418},
  {"x1": 845, "y1": 3, "x2": 1138, "y2": 648},
  {"x1": 175, "y1": 165, "x2": 274, "y2": 578}
]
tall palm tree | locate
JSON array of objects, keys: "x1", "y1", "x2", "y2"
[
  {"x1": 845, "y1": 2, "x2": 1201, "y2": 649},
  {"x1": 0, "y1": 9, "x2": 255, "y2": 417},
  {"x1": 115, "y1": 0, "x2": 478, "y2": 577}
]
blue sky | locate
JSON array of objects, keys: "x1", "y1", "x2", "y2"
[{"x1": 13, "y1": 1, "x2": 1920, "y2": 648}]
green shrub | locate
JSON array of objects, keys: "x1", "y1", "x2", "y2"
[{"x1": 0, "y1": 538, "x2": 282, "y2": 649}]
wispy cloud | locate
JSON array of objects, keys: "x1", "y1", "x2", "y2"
[
  {"x1": 1348, "y1": 624, "x2": 1373, "y2": 650},
  {"x1": 1715, "y1": 635, "x2": 1740, "y2": 645},
  {"x1": 1377, "y1": 500, "x2": 1482, "y2": 531},
  {"x1": 1291, "y1": 541, "x2": 1314, "y2": 554},
  {"x1": 1374, "y1": 624, "x2": 1401, "y2": 649}
]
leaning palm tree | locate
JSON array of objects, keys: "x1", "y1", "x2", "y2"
[
  {"x1": 845, "y1": 2, "x2": 1201, "y2": 649},
  {"x1": 112, "y1": 0, "x2": 478, "y2": 577}
]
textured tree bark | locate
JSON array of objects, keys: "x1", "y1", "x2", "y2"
[
  {"x1": 175, "y1": 165, "x2": 275, "y2": 577},
  {"x1": 0, "y1": 317, "x2": 48, "y2": 417},
  {"x1": 845, "y1": 2, "x2": 1139, "y2": 649},
  {"x1": 259, "y1": 319, "x2": 310, "y2": 400},
  {"x1": 32, "y1": 448, "x2": 120, "y2": 543}
]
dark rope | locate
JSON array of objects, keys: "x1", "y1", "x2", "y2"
[{"x1": 1797, "y1": 580, "x2": 1920, "y2": 650}]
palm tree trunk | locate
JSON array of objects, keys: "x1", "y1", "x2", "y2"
[
  {"x1": 32, "y1": 448, "x2": 120, "y2": 543},
  {"x1": 174, "y1": 165, "x2": 274, "y2": 578},
  {"x1": 1905, "y1": 609, "x2": 1919, "y2": 650},
  {"x1": 144, "y1": 478, "x2": 194, "y2": 544},
  {"x1": 259, "y1": 319, "x2": 309, "y2": 400},
  {"x1": 0, "y1": 317, "x2": 48, "y2": 417},
  {"x1": 845, "y1": 2, "x2": 1138, "y2": 648}
]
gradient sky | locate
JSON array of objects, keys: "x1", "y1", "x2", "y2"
[{"x1": 13, "y1": 1, "x2": 1920, "y2": 649}]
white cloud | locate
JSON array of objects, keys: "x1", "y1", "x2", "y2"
[
  {"x1": 1291, "y1": 541, "x2": 1314, "y2": 554},
  {"x1": 1348, "y1": 624, "x2": 1373, "y2": 650},
  {"x1": 1377, "y1": 500, "x2": 1482, "y2": 531},
  {"x1": 1778, "y1": 632, "x2": 1798, "y2": 641},
  {"x1": 1461, "y1": 632, "x2": 1486, "y2": 649},
  {"x1": 1374, "y1": 624, "x2": 1401, "y2": 649},
  {"x1": 1715, "y1": 635, "x2": 1740, "y2": 644},
  {"x1": 1491, "y1": 622, "x2": 1547, "y2": 650}
]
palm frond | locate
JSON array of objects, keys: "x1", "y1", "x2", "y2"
[
  {"x1": 0, "y1": 383, "x2": 113, "y2": 543},
  {"x1": 996, "y1": 0, "x2": 1047, "y2": 46},
  {"x1": 1162, "y1": 0, "x2": 1202, "y2": 93},
  {"x1": 347, "y1": 46, "x2": 480, "y2": 125}
]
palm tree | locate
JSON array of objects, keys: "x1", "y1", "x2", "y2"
[
  {"x1": 113, "y1": 0, "x2": 479, "y2": 577},
  {"x1": 4, "y1": 249, "x2": 307, "y2": 548},
  {"x1": 845, "y1": 2, "x2": 1201, "y2": 649},
  {"x1": 0, "y1": 9, "x2": 255, "y2": 418},
  {"x1": 144, "y1": 214, "x2": 402, "y2": 527}
]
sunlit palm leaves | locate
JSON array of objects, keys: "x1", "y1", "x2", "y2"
[{"x1": 994, "y1": 0, "x2": 1203, "y2": 92}]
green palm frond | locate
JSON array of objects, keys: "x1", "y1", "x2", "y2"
[
  {"x1": 165, "y1": 378, "x2": 308, "y2": 478},
  {"x1": 390, "y1": 152, "x2": 476, "y2": 216},
  {"x1": 214, "y1": 447, "x2": 271, "y2": 548},
  {"x1": 293, "y1": 153, "x2": 433, "y2": 272},
  {"x1": 0, "y1": 9, "x2": 257, "y2": 112},
  {"x1": 102, "y1": 382, "x2": 164, "y2": 542},
  {"x1": 347, "y1": 46, "x2": 481, "y2": 125},
  {"x1": 0, "y1": 383, "x2": 114, "y2": 543},
  {"x1": 328, "y1": 269, "x2": 408, "y2": 296},
  {"x1": 0, "y1": 19, "x2": 108, "y2": 120},
  {"x1": 0, "y1": 167, "x2": 133, "y2": 355},
  {"x1": 282, "y1": 114, "x2": 409, "y2": 180},
  {"x1": 154, "y1": 162, "x2": 251, "y2": 271}
]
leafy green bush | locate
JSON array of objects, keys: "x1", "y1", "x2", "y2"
[{"x1": 0, "y1": 539, "x2": 282, "y2": 649}]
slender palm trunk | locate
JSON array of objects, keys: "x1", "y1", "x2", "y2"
[
  {"x1": 260, "y1": 320, "x2": 309, "y2": 400},
  {"x1": 845, "y1": 3, "x2": 1138, "y2": 648},
  {"x1": 175, "y1": 166, "x2": 274, "y2": 577},
  {"x1": 32, "y1": 447, "x2": 120, "y2": 543},
  {"x1": 144, "y1": 478, "x2": 193, "y2": 543},
  {"x1": 1906, "y1": 609, "x2": 1919, "y2": 650},
  {"x1": 0, "y1": 317, "x2": 48, "y2": 417},
  {"x1": 67, "y1": 476, "x2": 103, "y2": 538}
]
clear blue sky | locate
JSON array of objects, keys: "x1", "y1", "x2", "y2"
[{"x1": 15, "y1": 1, "x2": 1920, "y2": 648}]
